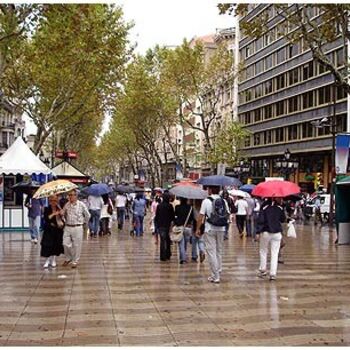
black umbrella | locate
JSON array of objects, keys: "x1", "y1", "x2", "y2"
[{"x1": 12, "y1": 180, "x2": 41, "y2": 195}]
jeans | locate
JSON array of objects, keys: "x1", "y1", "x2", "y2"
[
  {"x1": 178, "y1": 227, "x2": 192, "y2": 262},
  {"x1": 134, "y1": 215, "x2": 144, "y2": 236},
  {"x1": 259, "y1": 232, "x2": 282, "y2": 277},
  {"x1": 100, "y1": 217, "x2": 110, "y2": 235},
  {"x1": 29, "y1": 216, "x2": 41, "y2": 239},
  {"x1": 89, "y1": 209, "x2": 101, "y2": 235},
  {"x1": 204, "y1": 230, "x2": 225, "y2": 280},
  {"x1": 117, "y1": 207, "x2": 125, "y2": 229},
  {"x1": 191, "y1": 234, "x2": 205, "y2": 259},
  {"x1": 246, "y1": 215, "x2": 253, "y2": 237},
  {"x1": 159, "y1": 227, "x2": 171, "y2": 261}
]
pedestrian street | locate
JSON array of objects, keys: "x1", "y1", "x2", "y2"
[{"x1": 0, "y1": 221, "x2": 350, "y2": 346}]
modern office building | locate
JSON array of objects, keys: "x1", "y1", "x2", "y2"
[{"x1": 238, "y1": 4, "x2": 348, "y2": 192}]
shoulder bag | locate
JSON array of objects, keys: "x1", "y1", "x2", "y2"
[{"x1": 170, "y1": 207, "x2": 193, "y2": 243}]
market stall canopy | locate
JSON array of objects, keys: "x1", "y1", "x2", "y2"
[
  {"x1": 336, "y1": 176, "x2": 350, "y2": 186},
  {"x1": 0, "y1": 137, "x2": 52, "y2": 175},
  {"x1": 51, "y1": 161, "x2": 87, "y2": 178}
]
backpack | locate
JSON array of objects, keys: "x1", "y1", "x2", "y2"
[{"x1": 207, "y1": 197, "x2": 230, "y2": 227}]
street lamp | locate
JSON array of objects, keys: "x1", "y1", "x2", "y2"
[{"x1": 274, "y1": 148, "x2": 299, "y2": 180}]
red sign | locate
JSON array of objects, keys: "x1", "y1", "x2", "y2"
[{"x1": 55, "y1": 150, "x2": 78, "y2": 159}]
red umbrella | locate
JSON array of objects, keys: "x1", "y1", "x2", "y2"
[{"x1": 252, "y1": 180, "x2": 301, "y2": 198}]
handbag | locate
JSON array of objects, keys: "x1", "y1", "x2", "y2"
[
  {"x1": 170, "y1": 207, "x2": 193, "y2": 243},
  {"x1": 287, "y1": 220, "x2": 296, "y2": 238},
  {"x1": 56, "y1": 215, "x2": 65, "y2": 229}
]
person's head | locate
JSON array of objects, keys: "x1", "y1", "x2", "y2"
[
  {"x1": 102, "y1": 193, "x2": 109, "y2": 204},
  {"x1": 136, "y1": 192, "x2": 143, "y2": 200},
  {"x1": 222, "y1": 190, "x2": 229, "y2": 199},
  {"x1": 237, "y1": 195, "x2": 243, "y2": 200},
  {"x1": 48, "y1": 194, "x2": 59, "y2": 208},
  {"x1": 68, "y1": 189, "x2": 78, "y2": 203},
  {"x1": 179, "y1": 197, "x2": 187, "y2": 205},
  {"x1": 155, "y1": 196, "x2": 162, "y2": 204},
  {"x1": 207, "y1": 186, "x2": 220, "y2": 195},
  {"x1": 162, "y1": 192, "x2": 171, "y2": 203}
]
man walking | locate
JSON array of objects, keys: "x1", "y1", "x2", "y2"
[
  {"x1": 116, "y1": 192, "x2": 127, "y2": 230},
  {"x1": 25, "y1": 191, "x2": 44, "y2": 244},
  {"x1": 235, "y1": 195, "x2": 248, "y2": 238},
  {"x1": 61, "y1": 189, "x2": 90, "y2": 268},
  {"x1": 87, "y1": 193, "x2": 103, "y2": 237},
  {"x1": 155, "y1": 192, "x2": 175, "y2": 261},
  {"x1": 195, "y1": 186, "x2": 229, "y2": 284}
]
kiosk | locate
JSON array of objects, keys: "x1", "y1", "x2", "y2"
[{"x1": 335, "y1": 176, "x2": 350, "y2": 245}]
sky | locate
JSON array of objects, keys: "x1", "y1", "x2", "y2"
[{"x1": 24, "y1": 0, "x2": 234, "y2": 136}]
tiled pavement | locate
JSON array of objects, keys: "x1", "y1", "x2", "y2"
[{"x1": 1, "y1": 220, "x2": 350, "y2": 346}]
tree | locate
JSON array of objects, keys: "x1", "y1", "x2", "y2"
[
  {"x1": 220, "y1": 4, "x2": 350, "y2": 93},
  {"x1": 2, "y1": 4, "x2": 132, "y2": 154}
]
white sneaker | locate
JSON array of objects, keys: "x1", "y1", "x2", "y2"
[
  {"x1": 33, "y1": 238, "x2": 38, "y2": 244},
  {"x1": 50, "y1": 257, "x2": 57, "y2": 268},
  {"x1": 43, "y1": 259, "x2": 50, "y2": 269},
  {"x1": 208, "y1": 276, "x2": 220, "y2": 283}
]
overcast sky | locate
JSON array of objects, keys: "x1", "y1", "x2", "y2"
[{"x1": 24, "y1": 0, "x2": 234, "y2": 136}]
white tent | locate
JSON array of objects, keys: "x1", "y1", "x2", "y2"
[
  {"x1": 51, "y1": 161, "x2": 86, "y2": 177},
  {"x1": 0, "y1": 136, "x2": 51, "y2": 175}
]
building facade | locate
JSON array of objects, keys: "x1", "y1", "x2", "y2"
[{"x1": 238, "y1": 4, "x2": 348, "y2": 192}]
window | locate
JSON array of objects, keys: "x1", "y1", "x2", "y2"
[
  {"x1": 336, "y1": 114, "x2": 347, "y2": 133},
  {"x1": 254, "y1": 109, "x2": 262, "y2": 122},
  {"x1": 288, "y1": 124, "x2": 298, "y2": 140},
  {"x1": 255, "y1": 37, "x2": 263, "y2": 51},
  {"x1": 244, "y1": 136, "x2": 251, "y2": 147},
  {"x1": 264, "y1": 130, "x2": 272, "y2": 144},
  {"x1": 264, "y1": 80, "x2": 273, "y2": 95},
  {"x1": 276, "y1": 101, "x2": 285, "y2": 116},
  {"x1": 2, "y1": 131, "x2": 7, "y2": 147},
  {"x1": 247, "y1": 65, "x2": 254, "y2": 79},
  {"x1": 288, "y1": 96, "x2": 299, "y2": 113},
  {"x1": 255, "y1": 60, "x2": 264, "y2": 75},
  {"x1": 245, "y1": 43, "x2": 253, "y2": 58},
  {"x1": 302, "y1": 91, "x2": 314, "y2": 109},
  {"x1": 336, "y1": 48, "x2": 345, "y2": 67},
  {"x1": 337, "y1": 86, "x2": 347, "y2": 100},
  {"x1": 246, "y1": 90, "x2": 252, "y2": 102},
  {"x1": 255, "y1": 84, "x2": 263, "y2": 98},
  {"x1": 244, "y1": 112, "x2": 252, "y2": 124},
  {"x1": 239, "y1": 92, "x2": 245, "y2": 104},
  {"x1": 302, "y1": 61, "x2": 314, "y2": 80},
  {"x1": 319, "y1": 86, "x2": 331, "y2": 105},
  {"x1": 264, "y1": 105, "x2": 273, "y2": 119},
  {"x1": 289, "y1": 68, "x2": 299, "y2": 85},
  {"x1": 288, "y1": 42, "x2": 300, "y2": 58},
  {"x1": 276, "y1": 74, "x2": 285, "y2": 90},
  {"x1": 264, "y1": 54, "x2": 273, "y2": 70},
  {"x1": 276, "y1": 47, "x2": 286, "y2": 64},
  {"x1": 264, "y1": 32, "x2": 272, "y2": 47},
  {"x1": 254, "y1": 133, "x2": 261, "y2": 146},
  {"x1": 319, "y1": 61, "x2": 328, "y2": 74},
  {"x1": 275, "y1": 127, "x2": 285, "y2": 142},
  {"x1": 301, "y1": 121, "x2": 314, "y2": 138}
]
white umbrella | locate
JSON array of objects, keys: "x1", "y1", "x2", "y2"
[{"x1": 228, "y1": 189, "x2": 251, "y2": 198}]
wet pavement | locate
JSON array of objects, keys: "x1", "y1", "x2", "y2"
[{"x1": 0, "y1": 219, "x2": 350, "y2": 346}]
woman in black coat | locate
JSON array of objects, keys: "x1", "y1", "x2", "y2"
[{"x1": 40, "y1": 195, "x2": 64, "y2": 268}]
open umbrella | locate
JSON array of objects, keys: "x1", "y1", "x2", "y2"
[
  {"x1": 228, "y1": 189, "x2": 251, "y2": 198},
  {"x1": 33, "y1": 179, "x2": 78, "y2": 199},
  {"x1": 82, "y1": 183, "x2": 112, "y2": 196},
  {"x1": 197, "y1": 175, "x2": 241, "y2": 188},
  {"x1": 239, "y1": 184, "x2": 256, "y2": 193},
  {"x1": 252, "y1": 180, "x2": 301, "y2": 198},
  {"x1": 170, "y1": 183, "x2": 208, "y2": 200},
  {"x1": 12, "y1": 180, "x2": 41, "y2": 195}
]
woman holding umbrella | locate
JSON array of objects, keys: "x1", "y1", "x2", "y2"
[{"x1": 40, "y1": 195, "x2": 64, "y2": 268}]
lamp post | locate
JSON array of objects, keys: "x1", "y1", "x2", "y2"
[{"x1": 274, "y1": 149, "x2": 299, "y2": 181}]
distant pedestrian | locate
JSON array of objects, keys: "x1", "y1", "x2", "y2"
[
  {"x1": 40, "y1": 195, "x2": 64, "y2": 268},
  {"x1": 245, "y1": 196, "x2": 255, "y2": 238},
  {"x1": 150, "y1": 195, "x2": 161, "y2": 244},
  {"x1": 87, "y1": 194, "x2": 103, "y2": 237},
  {"x1": 174, "y1": 197, "x2": 194, "y2": 264},
  {"x1": 235, "y1": 196, "x2": 248, "y2": 238},
  {"x1": 195, "y1": 186, "x2": 230, "y2": 284},
  {"x1": 100, "y1": 194, "x2": 113, "y2": 235},
  {"x1": 155, "y1": 192, "x2": 175, "y2": 261},
  {"x1": 222, "y1": 190, "x2": 234, "y2": 240},
  {"x1": 191, "y1": 199, "x2": 205, "y2": 263},
  {"x1": 256, "y1": 198, "x2": 286, "y2": 281},
  {"x1": 132, "y1": 192, "x2": 147, "y2": 237},
  {"x1": 61, "y1": 189, "x2": 90, "y2": 268},
  {"x1": 116, "y1": 192, "x2": 127, "y2": 230},
  {"x1": 25, "y1": 191, "x2": 44, "y2": 244}
]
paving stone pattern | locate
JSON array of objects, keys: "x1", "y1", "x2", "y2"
[{"x1": 0, "y1": 220, "x2": 350, "y2": 346}]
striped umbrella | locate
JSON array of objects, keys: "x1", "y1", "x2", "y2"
[{"x1": 33, "y1": 179, "x2": 78, "y2": 199}]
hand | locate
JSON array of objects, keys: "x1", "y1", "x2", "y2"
[
  {"x1": 195, "y1": 230, "x2": 201, "y2": 238},
  {"x1": 255, "y1": 234, "x2": 260, "y2": 242}
]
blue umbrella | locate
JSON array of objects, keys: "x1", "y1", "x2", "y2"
[
  {"x1": 239, "y1": 184, "x2": 256, "y2": 193},
  {"x1": 197, "y1": 175, "x2": 241, "y2": 187},
  {"x1": 83, "y1": 183, "x2": 112, "y2": 196}
]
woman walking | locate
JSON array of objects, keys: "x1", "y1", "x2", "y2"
[
  {"x1": 132, "y1": 192, "x2": 147, "y2": 237},
  {"x1": 191, "y1": 199, "x2": 206, "y2": 263},
  {"x1": 41, "y1": 195, "x2": 64, "y2": 268},
  {"x1": 174, "y1": 197, "x2": 194, "y2": 264},
  {"x1": 100, "y1": 194, "x2": 114, "y2": 236}
]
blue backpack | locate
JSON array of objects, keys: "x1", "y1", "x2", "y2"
[{"x1": 207, "y1": 197, "x2": 230, "y2": 227}]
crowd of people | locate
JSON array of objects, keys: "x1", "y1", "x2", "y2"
[{"x1": 24, "y1": 183, "x2": 300, "y2": 282}]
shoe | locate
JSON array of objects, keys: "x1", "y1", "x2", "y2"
[
  {"x1": 191, "y1": 257, "x2": 198, "y2": 262},
  {"x1": 62, "y1": 260, "x2": 71, "y2": 266},
  {"x1": 257, "y1": 270, "x2": 267, "y2": 278},
  {"x1": 278, "y1": 258, "x2": 284, "y2": 264},
  {"x1": 269, "y1": 275, "x2": 276, "y2": 281},
  {"x1": 224, "y1": 236, "x2": 228, "y2": 240},
  {"x1": 50, "y1": 260, "x2": 57, "y2": 268},
  {"x1": 208, "y1": 276, "x2": 220, "y2": 283},
  {"x1": 199, "y1": 252, "x2": 205, "y2": 263},
  {"x1": 43, "y1": 260, "x2": 50, "y2": 269},
  {"x1": 71, "y1": 262, "x2": 78, "y2": 268},
  {"x1": 33, "y1": 238, "x2": 38, "y2": 244},
  {"x1": 180, "y1": 260, "x2": 186, "y2": 264}
]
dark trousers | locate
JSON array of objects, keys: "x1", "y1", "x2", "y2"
[
  {"x1": 100, "y1": 217, "x2": 109, "y2": 235},
  {"x1": 236, "y1": 215, "x2": 246, "y2": 234},
  {"x1": 159, "y1": 227, "x2": 171, "y2": 261}
]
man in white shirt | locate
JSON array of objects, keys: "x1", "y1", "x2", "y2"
[
  {"x1": 87, "y1": 194, "x2": 104, "y2": 237},
  {"x1": 235, "y1": 196, "x2": 249, "y2": 238},
  {"x1": 116, "y1": 193, "x2": 127, "y2": 230},
  {"x1": 195, "y1": 186, "x2": 230, "y2": 284}
]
